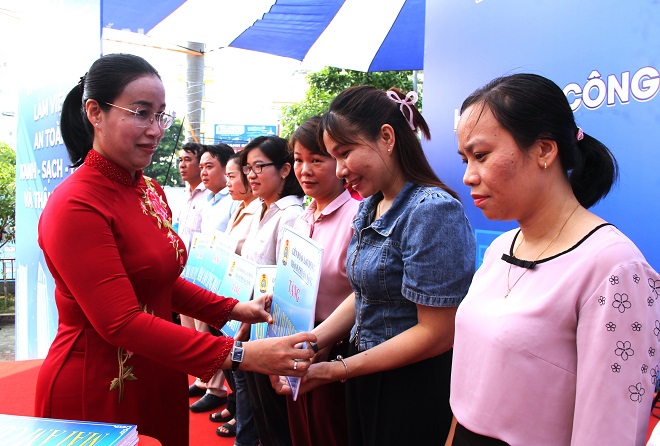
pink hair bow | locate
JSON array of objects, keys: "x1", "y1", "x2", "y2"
[{"x1": 387, "y1": 90, "x2": 418, "y2": 130}]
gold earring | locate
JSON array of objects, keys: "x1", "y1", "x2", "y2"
[{"x1": 544, "y1": 162, "x2": 547, "y2": 170}]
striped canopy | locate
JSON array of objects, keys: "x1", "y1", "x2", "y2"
[{"x1": 101, "y1": 0, "x2": 424, "y2": 72}]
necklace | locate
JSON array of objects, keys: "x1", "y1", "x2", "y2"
[
  {"x1": 504, "y1": 203, "x2": 581, "y2": 298},
  {"x1": 376, "y1": 199, "x2": 388, "y2": 219}
]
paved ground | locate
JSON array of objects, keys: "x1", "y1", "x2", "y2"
[{"x1": 0, "y1": 317, "x2": 15, "y2": 361}]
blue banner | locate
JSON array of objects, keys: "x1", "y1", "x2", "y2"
[
  {"x1": 423, "y1": 0, "x2": 660, "y2": 270},
  {"x1": 14, "y1": 0, "x2": 101, "y2": 359}
]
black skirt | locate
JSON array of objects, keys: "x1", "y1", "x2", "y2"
[
  {"x1": 345, "y1": 344, "x2": 454, "y2": 446},
  {"x1": 453, "y1": 422, "x2": 510, "y2": 446}
]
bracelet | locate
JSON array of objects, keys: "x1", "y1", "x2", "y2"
[
  {"x1": 335, "y1": 355, "x2": 349, "y2": 383},
  {"x1": 309, "y1": 342, "x2": 319, "y2": 354}
]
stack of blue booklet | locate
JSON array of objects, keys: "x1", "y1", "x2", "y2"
[{"x1": 0, "y1": 414, "x2": 138, "y2": 445}]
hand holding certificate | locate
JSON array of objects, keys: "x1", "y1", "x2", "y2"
[{"x1": 266, "y1": 226, "x2": 323, "y2": 400}]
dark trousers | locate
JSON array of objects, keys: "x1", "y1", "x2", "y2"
[
  {"x1": 222, "y1": 369, "x2": 236, "y2": 416},
  {"x1": 244, "y1": 371, "x2": 292, "y2": 446}
]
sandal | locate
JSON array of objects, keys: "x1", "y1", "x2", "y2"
[
  {"x1": 216, "y1": 420, "x2": 236, "y2": 437},
  {"x1": 209, "y1": 410, "x2": 233, "y2": 423}
]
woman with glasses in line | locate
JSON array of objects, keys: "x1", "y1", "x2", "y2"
[
  {"x1": 211, "y1": 151, "x2": 262, "y2": 443},
  {"x1": 36, "y1": 54, "x2": 315, "y2": 446},
  {"x1": 238, "y1": 135, "x2": 305, "y2": 446}
]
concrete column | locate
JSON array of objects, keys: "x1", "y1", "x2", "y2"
[{"x1": 186, "y1": 42, "x2": 205, "y2": 142}]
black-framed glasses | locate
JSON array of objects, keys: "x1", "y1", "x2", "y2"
[
  {"x1": 105, "y1": 102, "x2": 176, "y2": 130},
  {"x1": 242, "y1": 163, "x2": 276, "y2": 175}
]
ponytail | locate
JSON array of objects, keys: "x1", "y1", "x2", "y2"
[
  {"x1": 61, "y1": 85, "x2": 93, "y2": 167},
  {"x1": 569, "y1": 132, "x2": 618, "y2": 208}
]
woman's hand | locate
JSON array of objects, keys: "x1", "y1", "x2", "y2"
[
  {"x1": 271, "y1": 360, "x2": 341, "y2": 395},
  {"x1": 234, "y1": 322, "x2": 252, "y2": 342},
  {"x1": 311, "y1": 344, "x2": 332, "y2": 364},
  {"x1": 269, "y1": 374, "x2": 293, "y2": 395},
  {"x1": 242, "y1": 332, "x2": 317, "y2": 377},
  {"x1": 230, "y1": 293, "x2": 272, "y2": 324}
]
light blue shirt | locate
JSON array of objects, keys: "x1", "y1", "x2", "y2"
[{"x1": 200, "y1": 187, "x2": 238, "y2": 234}]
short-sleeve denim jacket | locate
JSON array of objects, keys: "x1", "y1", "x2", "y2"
[{"x1": 347, "y1": 182, "x2": 476, "y2": 352}]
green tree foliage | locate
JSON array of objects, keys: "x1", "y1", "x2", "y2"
[
  {"x1": 143, "y1": 118, "x2": 185, "y2": 187},
  {"x1": 0, "y1": 142, "x2": 16, "y2": 249},
  {"x1": 280, "y1": 67, "x2": 420, "y2": 138}
]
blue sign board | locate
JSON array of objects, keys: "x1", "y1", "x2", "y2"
[{"x1": 214, "y1": 124, "x2": 277, "y2": 148}]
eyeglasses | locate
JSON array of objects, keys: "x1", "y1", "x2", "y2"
[
  {"x1": 242, "y1": 163, "x2": 276, "y2": 175},
  {"x1": 105, "y1": 102, "x2": 176, "y2": 130}
]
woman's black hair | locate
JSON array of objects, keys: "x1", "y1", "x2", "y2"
[
  {"x1": 199, "y1": 143, "x2": 234, "y2": 167},
  {"x1": 60, "y1": 53, "x2": 161, "y2": 167},
  {"x1": 461, "y1": 73, "x2": 618, "y2": 208},
  {"x1": 239, "y1": 136, "x2": 304, "y2": 199},
  {"x1": 319, "y1": 85, "x2": 459, "y2": 200}
]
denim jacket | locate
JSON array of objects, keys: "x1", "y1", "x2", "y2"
[{"x1": 347, "y1": 182, "x2": 476, "y2": 351}]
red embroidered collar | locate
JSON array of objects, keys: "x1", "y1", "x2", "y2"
[{"x1": 84, "y1": 149, "x2": 143, "y2": 187}]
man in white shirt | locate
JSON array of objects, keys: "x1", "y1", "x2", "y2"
[{"x1": 176, "y1": 142, "x2": 208, "y2": 252}]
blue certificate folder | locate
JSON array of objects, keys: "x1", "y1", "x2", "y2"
[
  {"x1": 251, "y1": 265, "x2": 277, "y2": 341},
  {"x1": 0, "y1": 414, "x2": 138, "y2": 445},
  {"x1": 219, "y1": 254, "x2": 258, "y2": 338},
  {"x1": 183, "y1": 231, "x2": 238, "y2": 293},
  {"x1": 267, "y1": 226, "x2": 323, "y2": 400}
]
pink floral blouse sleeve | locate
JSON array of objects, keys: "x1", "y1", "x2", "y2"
[{"x1": 573, "y1": 261, "x2": 660, "y2": 444}]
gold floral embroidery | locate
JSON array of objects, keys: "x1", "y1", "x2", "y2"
[
  {"x1": 110, "y1": 304, "x2": 154, "y2": 403},
  {"x1": 109, "y1": 347, "x2": 136, "y2": 403},
  {"x1": 141, "y1": 177, "x2": 186, "y2": 272}
]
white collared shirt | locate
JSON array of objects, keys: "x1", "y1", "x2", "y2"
[
  {"x1": 176, "y1": 182, "x2": 209, "y2": 250},
  {"x1": 241, "y1": 195, "x2": 304, "y2": 265}
]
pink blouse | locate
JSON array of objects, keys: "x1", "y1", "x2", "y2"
[
  {"x1": 293, "y1": 190, "x2": 359, "y2": 321},
  {"x1": 451, "y1": 224, "x2": 660, "y2": 445}
]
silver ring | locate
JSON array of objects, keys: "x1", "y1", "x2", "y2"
[{"x1": 293, "y1": 359, "x2": 298, "y2": 370}]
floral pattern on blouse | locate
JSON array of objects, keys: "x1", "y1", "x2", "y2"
[
  {"x1": 603, "y1": 271, "x2": 660, "y2": 405},
  {"x1": 141, "y1": 177, "x2": 186, "y2": 273},
  {"x1": 110, "y1": 303, "x2": 154, "y2": 403}
]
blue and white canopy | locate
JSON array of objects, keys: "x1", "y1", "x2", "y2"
[{"x1": 101, "y1": 0, "x2": 424, "y2": 72}]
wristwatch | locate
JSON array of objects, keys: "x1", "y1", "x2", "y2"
[{"x1": 230, "y1": 341, "x2": 244, "y2": 370}]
